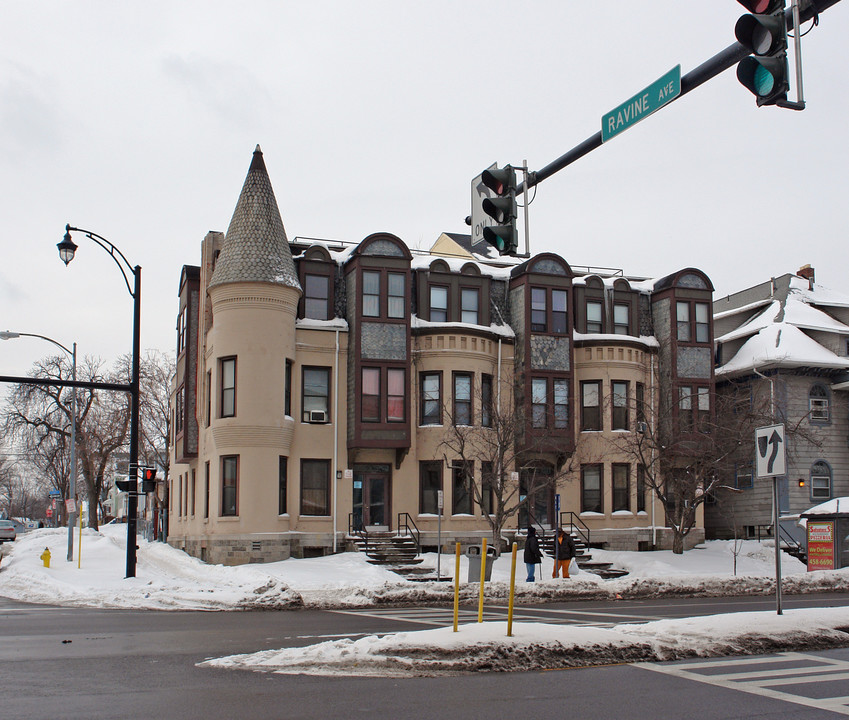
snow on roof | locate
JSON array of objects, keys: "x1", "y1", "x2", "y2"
[
  {"x1": 411, "y1": 315, "x2": 515, "y2": 337},
  {"x1": 713, "y1": 297, "x2": 773, "y2": 321},
  {"x1": 791, "y1": 276, "x2": 849, "y2": 308},
  {"x1": 801, "y1": 497, "x2": 849, "y2": 517},
  {"x1": 716, "y1": 322, "x2": 849, "y2": 377},
  {"x1": 716, "y1": 296, "x2": 849, "y2": 344},
  {"x1": 573, "y1": 331, "x2": 659, "y2": 348},
  {"x1": 715, "y1": 300, "x2": 782, "y2": 343}
]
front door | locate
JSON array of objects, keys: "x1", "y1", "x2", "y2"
[{"x1": 353, "y1": 465, "x2": 390, "y2": 529}]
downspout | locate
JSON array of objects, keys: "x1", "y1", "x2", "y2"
[
  {"x1": 333, "y1": 328, "x2": 340, "y2": 553},
  {"x1": 650, "y1": 352, "x2": 657, "y2": 548}
]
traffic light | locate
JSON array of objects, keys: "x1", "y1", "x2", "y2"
[
  {"x1": 115, "y1": 478, "x2": 137, "y2": 493},
  {"x1": 735, "y1": 0, "x2": 789, "y2": 106},
  {"x1": 142, "y1": 468, "x2": 157, "y2": 494},
  {"x1": 480, "y1": 165, "x2": 518, "y2": 256}
]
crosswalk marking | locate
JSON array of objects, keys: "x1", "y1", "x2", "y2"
[
  {"x1": 635, "y1": 652, "x2": 849, "y2": 716},
  {"x1": 328, "y1": 604, "x2": 664, "y2": 628}
]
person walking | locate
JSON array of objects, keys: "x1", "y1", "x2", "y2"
[
  {"x1": 552, "y1": 528, "x2": 576, "y2": 578},
  {"x1": 523, "y1": 526, "x2": 543, "y2": 582}
]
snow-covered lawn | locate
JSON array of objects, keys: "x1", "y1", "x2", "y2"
[
  {"x1": 1, "y1": 525, "x2": 847, "y2": 611},
  {"x1": 4, "y1": 526, "x2": 849, "y2": 676}
]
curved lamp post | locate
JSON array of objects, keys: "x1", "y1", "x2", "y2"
[
  {"x1": 0, "y1": 331, "x2": 77, "y2": 561},
  {"x1": 58, "y1": 225, "x2": 141, "y2": 579}
]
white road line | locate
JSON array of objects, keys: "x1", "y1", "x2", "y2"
[{"x1": 634, "y1": 653, "x2": 849, "y2": 717}]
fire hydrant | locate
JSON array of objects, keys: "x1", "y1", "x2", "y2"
[{"x1": 40, "y1": 547, "x2": 51, "y2": 568}]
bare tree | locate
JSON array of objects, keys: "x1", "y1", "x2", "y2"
[
  {"x1": 139, "y1": 349, "x2": 174, "y2": 539},
  {"x1": 2, "y1": 354, "x2": 130, "y2": 529},
  {"x1": 437, "y1": 375, "x2": 577, "y2": 553}
]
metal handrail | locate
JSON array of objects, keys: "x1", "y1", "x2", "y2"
[
  {"x1": 560, "y1": 511, "x2": 591, "y2": 547},
  {"x1": 396, "y1": 512, "x2": 421, "y2": 553},
  {"x1": 347, "y1": 513, "x2": 369, "y2": 550}
]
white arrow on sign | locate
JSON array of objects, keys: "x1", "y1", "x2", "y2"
[{"x1": 755, "y1": 424, "x2": 786, "y2": 478}]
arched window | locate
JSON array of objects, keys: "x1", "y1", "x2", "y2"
[
  {"x1": 809, "y1": 385, "x2": 830, "y2": 422},
  {"x1": 810, "y1": 461, "x2": 832, "y2": 500}
]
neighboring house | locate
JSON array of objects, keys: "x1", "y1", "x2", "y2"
[
  {"x1": 168, "y1": 146, "x2": 716, "y2": 565},
  {"x1": 707, "y1": 267, "x2": 849, "y2": 539}
]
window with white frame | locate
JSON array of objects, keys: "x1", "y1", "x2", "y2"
[
  {"x1": 810, "y1": 461, "x2": 831, "y2": 499},
  {"x1": 809, "y1": 385, "x2": 830, "y2": 422},
  {"x1": 460, "y1": 287, "x2": 480, "y2": 324}
]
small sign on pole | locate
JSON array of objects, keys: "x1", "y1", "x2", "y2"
[{"x1": 755, "y1": 423, "x2": 786, "y2": 477}]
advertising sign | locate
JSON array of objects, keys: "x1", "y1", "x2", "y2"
[{"x1": 807, "y1": 520, "x2": 835, "y2": 571}]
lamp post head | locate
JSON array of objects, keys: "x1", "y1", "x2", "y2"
[
  {"x1": 0, "y1": 331, "x2": 21, "y2": 340},
  {"x1": 57, "y1": 225, "x2": 78, "y2": 266}
]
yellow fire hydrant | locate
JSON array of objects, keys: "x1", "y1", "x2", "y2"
[{"x1": 40, "y1": 547, "x2": 51, "y2": 568}]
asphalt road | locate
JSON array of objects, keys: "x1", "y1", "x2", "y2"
[{"x1": 3, "y1": 593, "x2": 849, "y2": 720}]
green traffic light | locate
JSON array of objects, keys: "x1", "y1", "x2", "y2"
[{"x1": 753, "y1": 64, "x2": 775, "y2": 96}]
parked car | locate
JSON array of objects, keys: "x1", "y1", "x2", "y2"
[{"x1": 0, "y1": 520, "x2": 16, "y2": 543}]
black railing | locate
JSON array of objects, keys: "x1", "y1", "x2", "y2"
[
  {"x1": 778, "y1": 524, "x2": 806, "y2": 558},
  {"x1": 560, "y1": 512, "x2": 591, "y2": 547},
  {"x1": 396, "y1": 512, "x2": 421, "y2": 553},
  {"x1": 347, "y1": 513, "x2": 369, "y2": 550}
]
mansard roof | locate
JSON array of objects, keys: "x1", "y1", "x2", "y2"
[{"x1": 208, "y1": 146, "x2": 301, "y2": 292}]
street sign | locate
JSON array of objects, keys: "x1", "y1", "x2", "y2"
[
  {"x1": 602, "y1": 65, "x2": 681, "y2": 143},
  {"x1": 470, "y1": 163, "x2": 498, "y2": 247},
  {"x1": 555, "y1": 493, "x2": 561, "y2": 513},
  {"x1": 48, "y1": 489, "x2": 61, "y2": 497},
  {"x1": 437, "y1": 490, "x2": 444, "y2": 510},
  {"x1": 755, "y1": 423, "x2": 786, "y2": 477}
]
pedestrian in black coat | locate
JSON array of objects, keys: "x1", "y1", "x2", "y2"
[{"x1": 523, "y1": 526, "x2": 543, "y2": 582}]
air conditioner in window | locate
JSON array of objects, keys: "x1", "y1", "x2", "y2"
[{"x1": 308, "y1": 410, "x2": 328, "y2": 424}]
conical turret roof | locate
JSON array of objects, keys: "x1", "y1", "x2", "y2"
[{"x1": 208, "y1": 146, "x2": 301, "y2": 291}]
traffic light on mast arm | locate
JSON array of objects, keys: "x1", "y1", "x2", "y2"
[
  {"x1": 735, "y1": 0, "x2": 789, "y2": 106},
  {"x1": 481, "y1": 165, "x2": 518, "y2": 256}
]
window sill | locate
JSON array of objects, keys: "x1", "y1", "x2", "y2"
[{"x1": 218, "y1": 516, "x2": 240, "y2": 522}]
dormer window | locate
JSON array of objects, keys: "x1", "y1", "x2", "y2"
[
  {"x1": 304, "y1": 274, "x2": 330, "y2": 320},
  {"x1": 586, "y1": 301, "x2": 603, "y2": 333}
]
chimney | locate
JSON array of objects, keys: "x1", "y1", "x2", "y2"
[{"x1": 797, "y1": 264, "x2": 815, "y2": 290}]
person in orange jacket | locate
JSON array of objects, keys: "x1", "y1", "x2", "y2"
[{"x1": 552, "y1": 528, "x2": 576, "y2": 578}]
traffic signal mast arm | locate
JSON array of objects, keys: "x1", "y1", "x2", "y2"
[{"x1": 516, "y1": 0, "x2": 841, "y2": 196}]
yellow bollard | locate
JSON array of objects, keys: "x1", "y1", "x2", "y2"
[
  {"x1": 507, "y1": 542, "x2": 517, "y2": 637},
  {"x1": 453, "y1": 542, "x2": 461, "y2": 632},
  {"x1": 40, "y1": 547, "x2": 51, "y2": 568},
  {"x1": 77, "y1": 510, "x2": 83, "y2": 569},
  {"x1": 477, "y1": 537, "x2": 487, "y2": 623}
]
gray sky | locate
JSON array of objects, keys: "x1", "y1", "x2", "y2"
[{"x1": 1, "y1": 1, "x2": 847, "y2": 378}]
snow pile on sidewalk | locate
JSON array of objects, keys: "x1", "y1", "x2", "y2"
[
  {"x1": 200, "y1": 606, "x2": 849, "y2": 677},
  {"x1": 2, "y1": 526, "x2": 848, "y2": 611},
  {"x1": 0, "y1": 526, "x2": 302, "y2": 610}
]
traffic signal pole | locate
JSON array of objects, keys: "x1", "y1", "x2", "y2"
[{"x1": 517, "y1": 0, "x2": 842, "y2": 196}]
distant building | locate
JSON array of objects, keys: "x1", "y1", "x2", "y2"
[
  {"x1": 168, "y1": 147, "x2": 715, "y2": 564},
  {"x1": 708, "y1": 267, "x2": 849, "y2": 538}
]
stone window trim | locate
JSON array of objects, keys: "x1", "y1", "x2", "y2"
[
  {"x1": 219, "y1": 356, "x2": 236, "y2": 419},
  {"x1": 420, "y1": 371, "x2": 442, "y2": 426},
  {"x1": 581, "y1": 380, "x2": 602, "y2": 432},
  {"x1": 581, "y1": 464, "x2": 603, "y2": 514},
  {"x1": 612, "y1": 463, "x2": 630, "y2": 513},
  {"x1": 302, "y1": 366, "x2": 331, "y2": 424},
  {"x1": 300, "y1": 458, "x2": 331, "y2": 516},
  {"x1": 221, "y1": 454, "x2": 239, "y2": 517},
  {"x1": 419, "y1": 460, "x2": 443, "y2": 515},
  {"x1": 611, "y1": 380, "x2": 629, "y2": 431},
  {"x1": 453, "y1": 371, "x2": 473, "y2": 426},
  {"x1": 451, "y1": 459, "x2": 474, "y2": 516}
]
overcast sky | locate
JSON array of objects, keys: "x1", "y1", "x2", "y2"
[{"x1": 1, "y1": 1, "x2": 847, "y2": 378}]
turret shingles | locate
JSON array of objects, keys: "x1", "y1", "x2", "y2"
[{"x1": 209, "y1": 145, "x2": 301, "y2": 291}]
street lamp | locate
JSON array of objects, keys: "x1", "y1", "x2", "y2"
[
  {"x1": 0, "y1": 331, "x2": 77, "y2": 561},
  {"x1": 58, "y1": 224, "x2": 142, "y2": 579}
]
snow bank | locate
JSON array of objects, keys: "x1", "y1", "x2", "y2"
[{"x1": 200, "y1": 607, "x2": 849, "y2": 677}]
